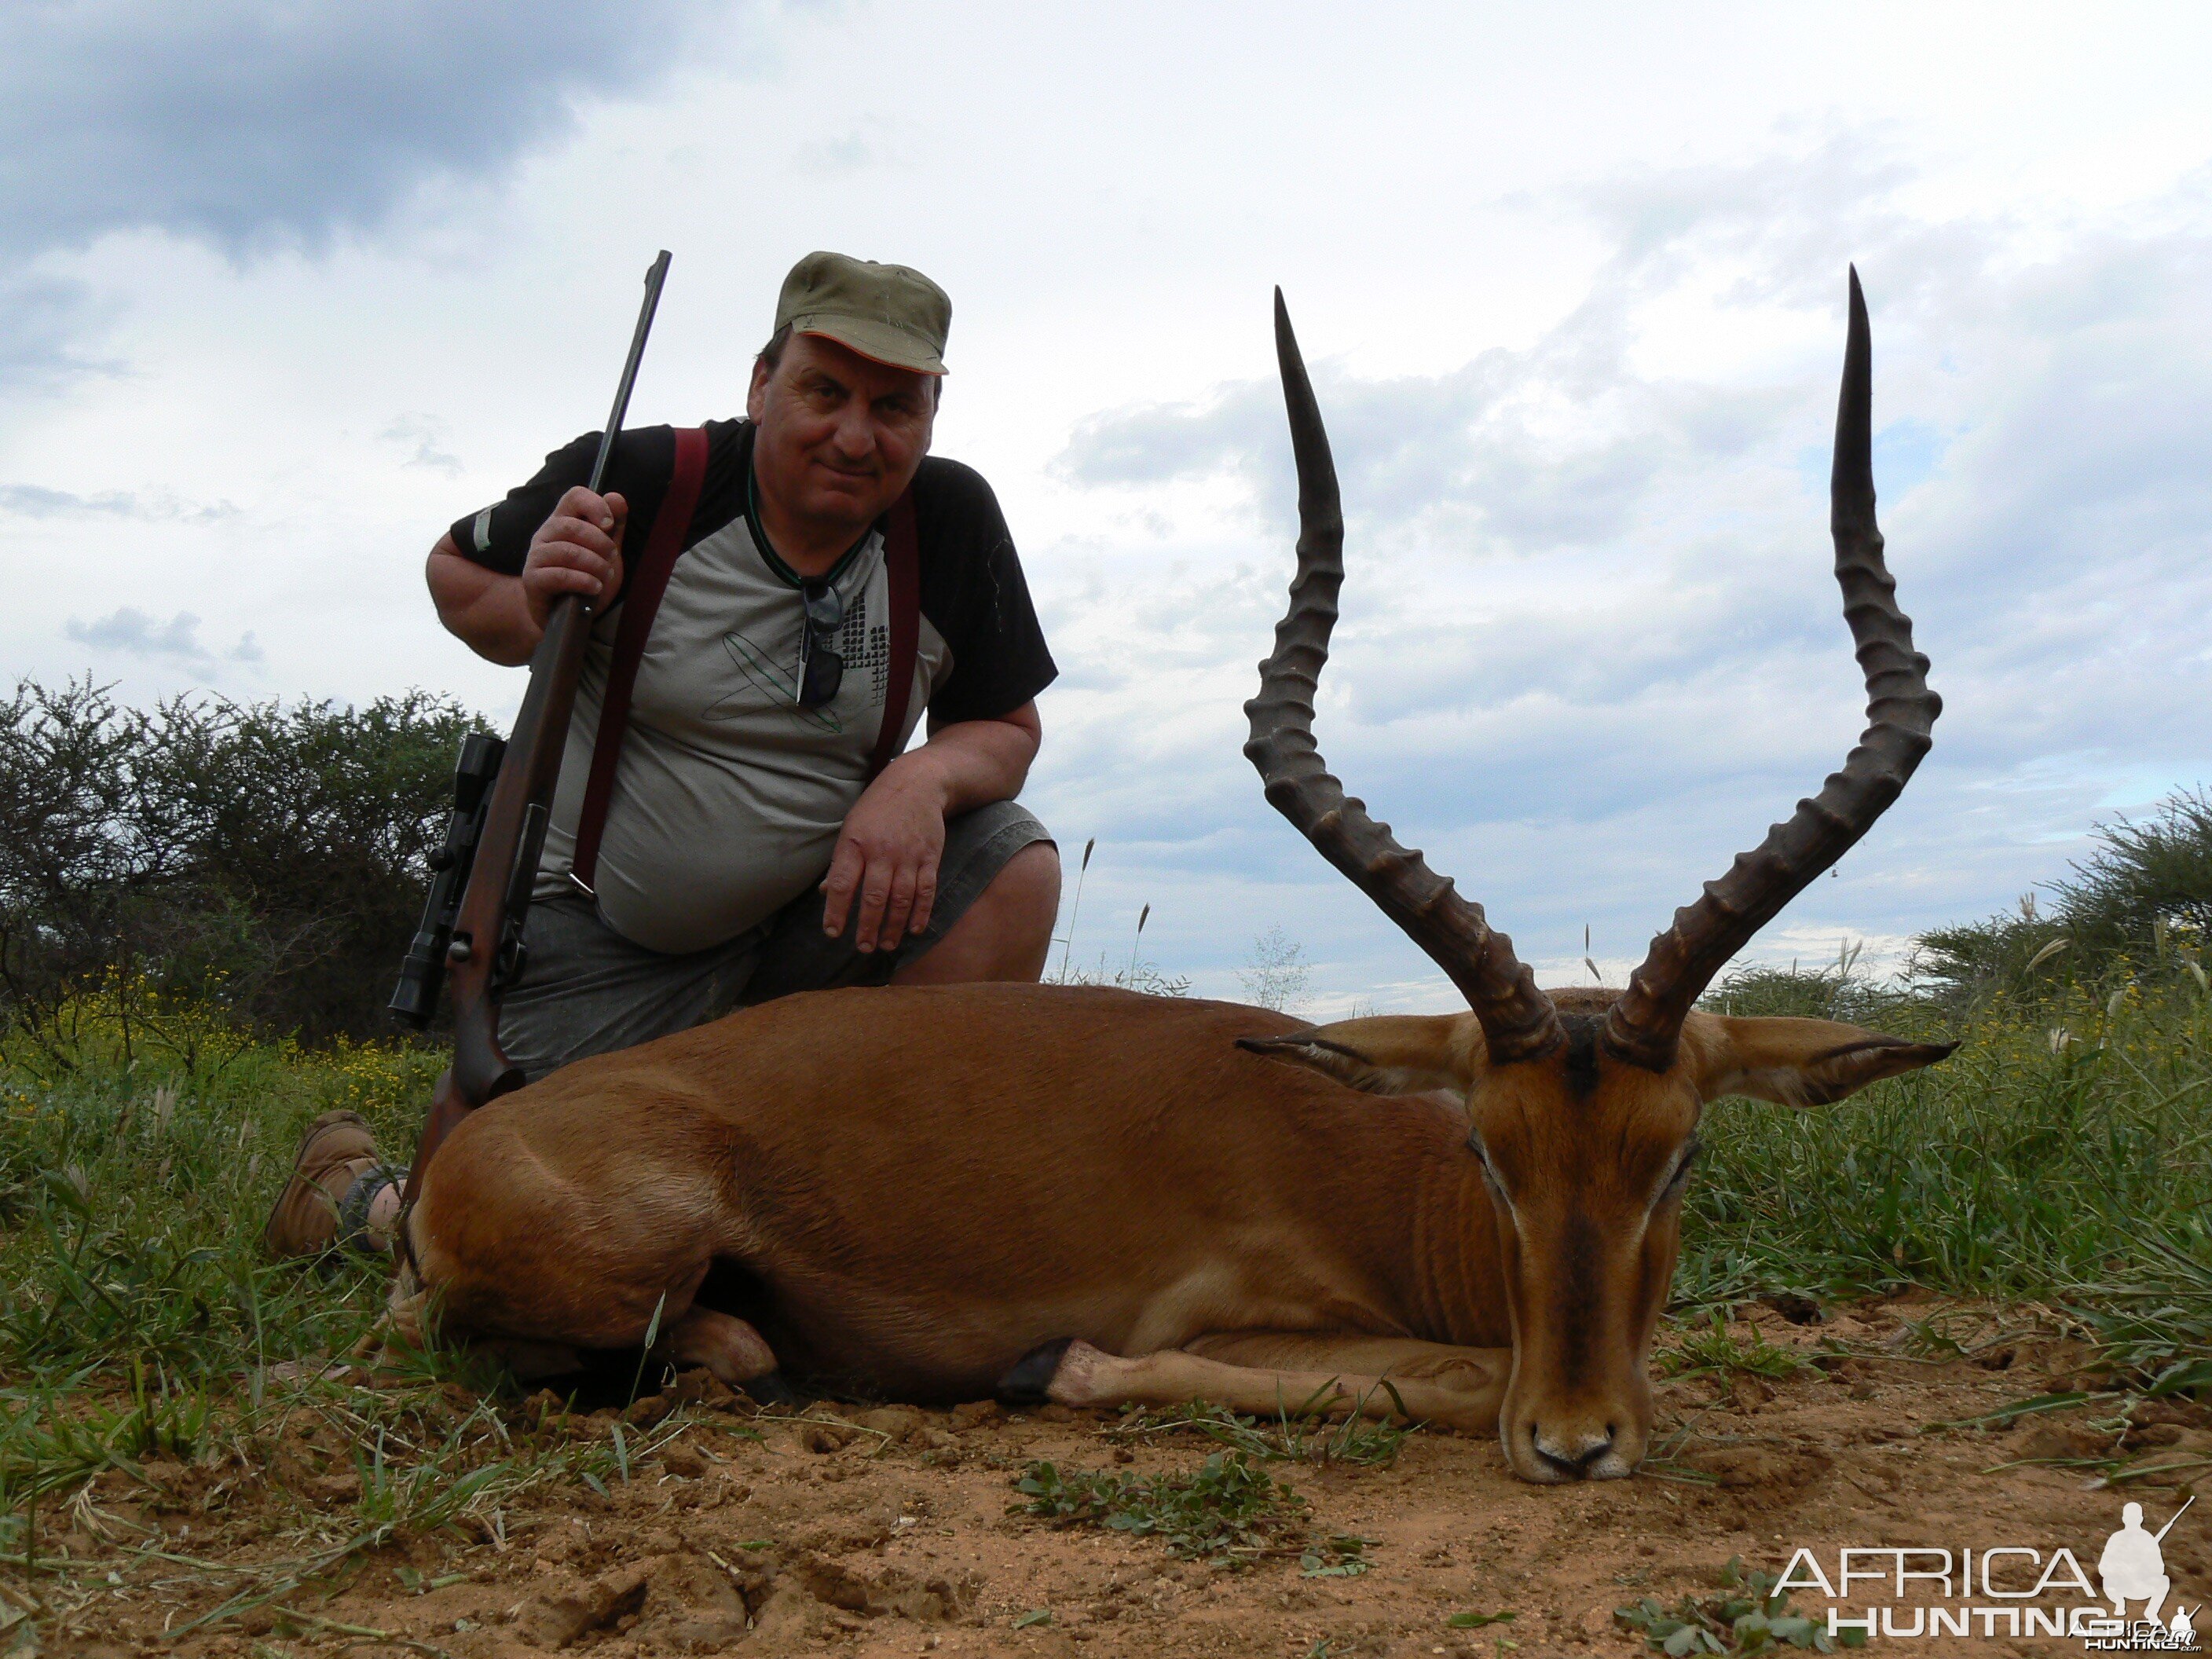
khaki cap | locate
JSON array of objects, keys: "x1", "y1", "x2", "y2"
[{"x1": 774, "y1": 251, "x2": 951, "y2": 375}]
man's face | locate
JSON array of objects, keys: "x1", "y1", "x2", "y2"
[{"x1": 748, "y1": 332, "x2": 938, "y2": 533}]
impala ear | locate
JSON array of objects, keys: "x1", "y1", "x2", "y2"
[
  {"x1": 1685, "y1": 1013, "x2": 1956, "y2": 1108},
  {"x1": 1236, "y1": 1014, "x2": 1480, "y2": 1097}
]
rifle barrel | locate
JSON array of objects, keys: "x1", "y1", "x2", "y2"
[
  {"x1": 2154, "y1": 1493, "x2": 2195, "y2": 1544},
  {"x1": 586, "y1": 250, "x2": 673, "y2": 497},
  {"x1": 425, "y1": 251, "x2": 673, "y2": 1113}
]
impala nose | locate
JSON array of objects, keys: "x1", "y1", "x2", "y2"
[{"x1": 1531, "y1": 1422, "x2": 1617, "y2": 1478}]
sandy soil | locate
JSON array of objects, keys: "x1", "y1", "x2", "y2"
[{"x1": 38, "y1": 1298, "x2": 2212, "y2": 1659}]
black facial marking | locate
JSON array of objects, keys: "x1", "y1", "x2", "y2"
[
  {"x1": 1554, "y1": 1210, "x2": 1601, "y2": 1380},
  {"x1": 1560, "y1": 1014, "x2": 1602, "y2": 1101}
]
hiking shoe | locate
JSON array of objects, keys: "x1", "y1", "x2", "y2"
[{"x1": 263, "y1": 1110, "x2": 400, "y2": 1258}]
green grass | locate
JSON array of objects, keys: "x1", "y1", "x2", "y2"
[
  {"x1": 1011, "y1": 1452, "x2": 1373, "y2": 1574},
  {"x1": 1653, "y1": 1317, "x2": 1808, "y2": 1382},
  {"x1": 1682, "y1": 974, "x2": 2212, "y2": 1394},
  {"x1": 0, "y1": 994, "x2": 562, "y2": 1590},
  {"x1": 0, "y1": 1002, "x2": 437, "y2": 1385}
]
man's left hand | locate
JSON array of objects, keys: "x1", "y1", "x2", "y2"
[{"x1": 821, "y1": 756, "x2": 950, "y2": 952}]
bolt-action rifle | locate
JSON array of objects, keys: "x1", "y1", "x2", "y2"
[{"x1": 389, "y1": 251, "x2": 673, "y2": 1207}]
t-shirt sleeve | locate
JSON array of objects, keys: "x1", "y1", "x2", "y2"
[
  {"x1": 445, "y1": 427, "x2": 677, "y2": 588},
  {"x1": 913, "y1": 460, "x2": 1057, "y2": 726}
]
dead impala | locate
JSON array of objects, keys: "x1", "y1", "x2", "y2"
[{"x1": 396, "y1": 270, "x2": 1951, "y2": 1482}]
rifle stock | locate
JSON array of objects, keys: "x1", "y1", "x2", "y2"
[{"x1": 400, "y1": 252, "x2": 672, "y2": 1210}]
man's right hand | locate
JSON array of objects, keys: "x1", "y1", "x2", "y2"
[
  {"x1": 522, "y1": 487, "x2": 628, "y2": 632},
  {"x1": 425, "y1": 487, "x2": 631, "y2": 665}
]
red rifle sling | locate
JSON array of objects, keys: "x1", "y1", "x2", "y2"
[
  {"x1": 870, "y1": 488, "x2": 921, "y2": 780},
  {"x1": 569, "y1": 425, "x2": 709, "y2": 896}
]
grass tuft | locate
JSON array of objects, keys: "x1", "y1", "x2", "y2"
[
  {"x1": 1012, "y1": 1452, "x2": 1372, "y2": 1575},
  {"x1": 1654, "y1": 1317, "x2": 1807, "y2": 1382}
]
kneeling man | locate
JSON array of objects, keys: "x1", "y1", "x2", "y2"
[{"x1": 268, "y1": 251, "x2": 1059, "y2": 1257}]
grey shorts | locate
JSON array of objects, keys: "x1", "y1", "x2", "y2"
[{"x1": 499, "y1": 800, "x2": 1053, "y2": 1081}]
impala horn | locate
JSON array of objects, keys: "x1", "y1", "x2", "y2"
[
  {"x1": 1245, "y1": 290, "x2": 1562, "y2": 1064},
  {"x1": 1603, "y1": 269, "x2": 1939, "y2": 1072}
]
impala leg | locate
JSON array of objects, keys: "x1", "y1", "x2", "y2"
[
  {"x1": 650, "y1": 1304, "x2": 778, "y2": 1385},
  {"x1": 400, "y1": 1132, "x2": 789, "y2": 1389},
  {"x1": 1015, "y1": 1335, "x2": 1510, "y2": 1434},
  {"x1": 394, "y1": 1251, "x2": 782, "y2": 1387}
]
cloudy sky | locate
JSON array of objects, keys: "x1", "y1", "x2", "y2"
[{"x1": 4, "y1": 2, "x2": 2208, "y2": 1013}]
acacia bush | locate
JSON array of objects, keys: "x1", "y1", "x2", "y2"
[
  {"x1": 1910, "y1": 788, "x2": 2212, "y2": 1008},
  {"x1": 0, "y1": 679, "x2": 482, "y2": 1059}
]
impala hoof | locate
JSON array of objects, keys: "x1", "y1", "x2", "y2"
[
  {"x1": 737, "y1": 1370, "x2": 808, "y2": 1408},
  {"x1": 996, "y1": 1338, "x2": 1077, "y2": 1405}
]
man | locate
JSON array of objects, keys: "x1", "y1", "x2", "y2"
[{"x1": 266, "y1": 252, "x2": 1060, "y2": 1258}]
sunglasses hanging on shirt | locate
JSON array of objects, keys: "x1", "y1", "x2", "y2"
[
  {"x1": 797, "y1": 578, "x2": 845, "y2": 709},
  {"x1": 748, "y1": 463, "x2": 850, "y2": 711}
]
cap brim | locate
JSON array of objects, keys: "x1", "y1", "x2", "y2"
[{"x1": 791, "y1": 315, "x2": 947, "y2": 375}]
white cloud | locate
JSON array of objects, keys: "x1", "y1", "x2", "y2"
[
  {"x1": 1, "y1": 484, "x2": 235, "y2": 522},
  {"x1": 0, "y1": 0, "x2": 754, "y2": 392},
  {"x1": 66, "y1": 606, "x2": 211, "y2": 661},
  {"x1": 380, "y1": 416, "x2": 464, "y2": 478},
  {"x1": 64, "y1": 607, "x2": 262, "y2": 666},
  {"x1": 0, "y1": 1, "x2": 740, "y2": 260}
]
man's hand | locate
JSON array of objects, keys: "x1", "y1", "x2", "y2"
[
  {"x1": 820, "y1": 756, "x2": 952, "y2": 952},
  {"x1": 522, "y1": 486, "x2": 628, "y2": 631},
  {"x1": 820, "y1": 703, "x2": 1042, "y2": 955},
  {"x1": 425, "y1": 487, "x2": 630, "y2": 665}
]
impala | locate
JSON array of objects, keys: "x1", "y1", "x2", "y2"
[{"x1": 397, "y1": 270, "x2": 1950, "y2": 1481}]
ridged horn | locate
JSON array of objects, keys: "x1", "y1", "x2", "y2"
[
  {"x1": 1244, "y1": 289, "x2": 1562, "y2": 1064},
  {"x1": 1604, "y1": 269, "x2": 1939, "y2": 1071}
]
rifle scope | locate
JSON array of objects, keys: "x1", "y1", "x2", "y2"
[{"x1": 389, "y1": 731, "x2": 507, "y2": 1028}]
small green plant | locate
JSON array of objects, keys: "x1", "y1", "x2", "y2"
[
  {"x1": 1012, "y1": 1452, "x2": 1371, "y2": 1573},
  {"x1": 1616, "y1": 1558, "x2": 1859, "y2": 1654},
  {"x1": 1654, "y1": 1316, "x2": 1806, "y2": 1382}
]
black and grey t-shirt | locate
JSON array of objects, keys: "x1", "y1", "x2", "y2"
[{"x1": 450, "y1": 419, "x2": 1057, "y2": 954}]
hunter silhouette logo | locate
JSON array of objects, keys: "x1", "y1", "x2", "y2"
[
  {"x1": 2102, "y1": 1499, "x2": 2191, "y2": 1628},
  {"x1": 1778, "y1": 1494, "x2": 2199, "y2": 1649}
]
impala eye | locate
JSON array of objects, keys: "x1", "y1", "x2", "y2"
[
  {"x1": 1472, "y1": 1146, "x2": 1509, "y2": 1198},
  {"x1": 1662, "y1": 1139, "x2": 1702, "y2": 1196}
]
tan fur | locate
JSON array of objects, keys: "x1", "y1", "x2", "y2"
[{"x1": 401, "y1": 980, "x2": 1948, "y2": 1482}]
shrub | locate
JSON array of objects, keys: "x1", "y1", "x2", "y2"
[
  {"x1": 0, "y1": 679, "x2": 483, "y2": 1058},
  {"x1": 1910, "y1": 789, "x2": 2212, "y2": 1008}
]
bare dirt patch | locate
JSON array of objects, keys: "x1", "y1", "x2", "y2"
[{"x1": 35, "y1": 1300, "x2": 2209, "y2": 1659}]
